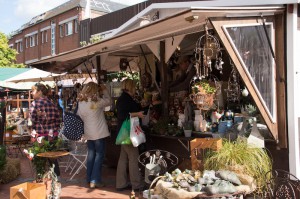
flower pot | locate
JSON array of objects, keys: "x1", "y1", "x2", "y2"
[{"x1": 184, "y1": 130, "x2": 192, "y2": 137}]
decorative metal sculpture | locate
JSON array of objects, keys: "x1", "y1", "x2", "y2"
[
  {"x1": 194, "y1": 20, "x2": 223, "y2": 80},
  {"x1": 226, "y1": 60, "x2": 241, "y2": 103},
  {"x1": 189, "y1": 21, "x2": 223, "y2": 111},
  {"x1": 265, "y1": 169, "x2": 300, "y2": 199}
]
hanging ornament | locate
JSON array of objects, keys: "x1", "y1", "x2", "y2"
[
  {"x1": 226, "y1": 59, "x2": 241, "y2": 103},
  {"x1": 194, "y1": 19, "x2": 223, "y2": 80},
  {"x1": 242, "y1": 87, "x2": 249, "y2": 97}
]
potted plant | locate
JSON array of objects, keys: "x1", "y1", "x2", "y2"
[
  {"x1": 204, "y1": 138, "x2": 272, "y2": 196},
  {"x1": 190, "y1": 80, "x2": 217, "y2": 110},
  {"x1": 182, "y1": 121, "x2": 193, "y2": 137},
  {"x1": 23, "y1": 136, "x2": 62, "y2": 181}
]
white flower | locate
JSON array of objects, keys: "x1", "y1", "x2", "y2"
[
  {"x1": 31, "y1": 130, "x2": 37, "y2": 137},
  {"x1": 23, "y1": 149, "x2": 29, "y2": 154},
  {"x1": 48, "y1": 129, "x2": 53, "y2": 137},
  {"x1": 37, "y1": 137, "x2": 43, "y2": 143},
  {"x1": 29, "y1": 153, "x2": 34, "y2": 160}
]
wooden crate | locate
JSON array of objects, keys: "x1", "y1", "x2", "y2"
[
  {"x1": 190, "y1": 138, "x2": 222, "y2": 170},
  {"x1": 10, "y1": 182, "x2": 46, "y2": 199}
]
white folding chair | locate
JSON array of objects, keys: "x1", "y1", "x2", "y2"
[{"x1": 64, "y1": 140, "x2": 88, "y2": 181}]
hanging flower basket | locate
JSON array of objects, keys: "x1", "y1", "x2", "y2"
[{"x1": 190, "y1": 81, "x2": 216, "y2": 110}]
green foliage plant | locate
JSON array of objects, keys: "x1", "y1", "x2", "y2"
[
  {"x1": 183, "y1": 121, "x2": 193, "y2": 130},
  {"x1": 0, "y1": 32, "x2": 25, "y2": 68},
  {"x1": 24, "y1": 137, "x2": 62, "y2": 181},
  {"x1": 192, "y1": 80, "x2": 216, "y2": 95},
  {"x1": 204, "y1": 139, "x2": 272, "y2": 195}
]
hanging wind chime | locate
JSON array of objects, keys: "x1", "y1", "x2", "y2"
[
  {"x1": 189, "y1": 20, "x2": 223, "y2": 111},
  {"x1": 193, "y1": 20, "x2": 223, "y2": 81}
]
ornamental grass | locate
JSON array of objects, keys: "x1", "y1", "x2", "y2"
[{"x1": 204, "y1": 138, "x2": 272, "y2": 195}]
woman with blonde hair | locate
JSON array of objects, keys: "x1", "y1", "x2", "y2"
[
  {"x1": 116, "y1": 79, "x2": 145, "y2": 192},
  {"x1": 77, "y1": 82, "x2": 112, "y2": 188}
]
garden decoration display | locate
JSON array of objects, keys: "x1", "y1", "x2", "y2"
[
  {"x1": 148, "y1": 168, "x2": 248, "y2": 199},
  {"x1": 43, "y1": 165, "x2": 61, "y2": 199},
  {"x1": 189, "y1": 20, "x2": 223, "y2": 111},
  {"x1": 190, "y1": 80, "x2": 217, "y2": 110},
  {"x1": 194, "y1": 20, "x2": 223, "y2": 80},
  {"x1": 204, "y1": 139, "x2": 272, "y2": 196},
  {"x1": 23, "y1": 134, "x2": 62, "y2": 181}
]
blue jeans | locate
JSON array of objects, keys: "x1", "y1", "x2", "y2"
[{"x1": 86, "y1": 138, "x2": 106, "y2": 184}]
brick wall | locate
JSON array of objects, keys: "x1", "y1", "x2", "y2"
[{"x1": 9, "y1": 8, "x2": 82, "y2": 65}]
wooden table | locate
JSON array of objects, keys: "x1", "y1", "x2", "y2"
[{"x1": 37, "y1": 151, "x2": 69, "y2": 159}]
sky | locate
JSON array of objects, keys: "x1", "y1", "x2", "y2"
[{"x1": 0, "y1": 0, "x2": 145, "y2": 35}]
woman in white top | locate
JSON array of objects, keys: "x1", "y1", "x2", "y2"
[{"x1": 77, "y1": 82, "x2": 112, "y2": 188}]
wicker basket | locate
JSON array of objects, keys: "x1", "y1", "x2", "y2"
[{"x1": 190, "y1": 92, "x2": 215, "y2": 110}]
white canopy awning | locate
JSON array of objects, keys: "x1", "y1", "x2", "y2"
[{"x1": 6, "y1": 68, "x2": 61, "y2": 83}]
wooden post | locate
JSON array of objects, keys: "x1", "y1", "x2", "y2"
[
  {"x1": 17, "y1": 94, "x2": 20, "y2": 113},
  {"x1": 159, "y1": 41, "x2": 168, "y2": 117},
  {"x1": 28, "y1": 90, "x2": 32, "y2": 109},
  {"x1": 96, "y1": 55, "x2": 101, "y2": 85}
]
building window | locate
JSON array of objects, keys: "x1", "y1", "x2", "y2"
[
  {"x1": 29, "y1": 35, "x2": 35, "y2": 47},
  {"x1": 59, "y1": 25, "x2": 63, "y2": 37},
  {"x1": 74, "y1": 19, "x2": 78, "y2": 33},
  {"x1": 36, "y1": 33, "x2": 38, "y2": 45},
  {"x1": 41, "y1": 31, "x2": 44, "y2": 43},
  {"x1": 19, "y1": 41, "x2": 23, "y2": 52},
  {"x1": 51, "y1": 21, "x2": 56, "y2": 55},
  {"x1": 45, "y1": 30, "x2": 48, "y2": 42},
  {"x1": 65, "y1": 21, "x2": 73, "y2": 36},
  {"x1": 26, "y1": 38, "x2": 28, "y2": 48}
]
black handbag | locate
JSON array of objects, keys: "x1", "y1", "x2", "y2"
[{"x1": 62, "y1": 103, "x2": 84, "y2": 141}]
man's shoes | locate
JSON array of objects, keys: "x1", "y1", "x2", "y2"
[
  {"x1": 90, "y1": 182, "x2": 105, "y2": 189},
  {"x1": 116, "y1": 184, "x2": 132, "y2": 191}
]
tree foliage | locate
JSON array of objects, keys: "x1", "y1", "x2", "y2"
[{"x1": 0, "y1": 32, "x2": 25, "y2": 68}]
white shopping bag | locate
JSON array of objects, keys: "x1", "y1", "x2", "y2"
[
  {"x1": 130, "y1": 116, "x2": 146, "y2": 147},
  {"x1": 142, "y1": 108, "x2": 150, "y2": 126}
]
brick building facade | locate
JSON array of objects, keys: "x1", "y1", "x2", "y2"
[{"x1": 8, "y1": 0, "x2": 127, "y2": 65}]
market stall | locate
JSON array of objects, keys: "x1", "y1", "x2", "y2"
[{"x1": 27, "y1": 4, "x2": 293, "y2": 197}]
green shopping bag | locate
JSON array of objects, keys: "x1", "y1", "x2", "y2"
[{"x1": 116, "y1": 119, "x2": 132, "y2": 145}]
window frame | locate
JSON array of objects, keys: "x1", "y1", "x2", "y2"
[
  {"x1": 209, "y1": 15, "x2": 287, "y2": 147},
  {"x1": 59, "y1": 25, "x2": 64, "y2": 38},
  {"x1": 65, "y1": 21, "x2": 73, "y2": 36},
  {"x1": 45, "y1": 30, "x2": 48, "y2": 43},
  {"x1": 74, "y1": 19, "x2": 78, "y2": 33},
  {"x1": 19, "y1": 41, "x2": 23, "y2": 52},
  {"x1": 29, "y1": 35, "x2": 35, "y2": 47},
  {"x1": 41, "y1": 31, "x2": 44, "y2": 44}
]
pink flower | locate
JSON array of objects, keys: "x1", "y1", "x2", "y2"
[
  {"x1": 23, "y1": 149, "x2": 29, "y2": 154},
  {"x1": 31, "y1": 130, "x2": 37, "y2": 137},
  {"x1": 37, "y1": 137, "x2": 44, "y2": 144}
]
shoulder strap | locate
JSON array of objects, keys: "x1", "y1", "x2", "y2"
[{"x1": 73, "y1": 102, "x2": 79, "y2": 114}]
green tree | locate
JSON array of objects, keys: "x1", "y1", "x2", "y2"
[{"x1": 0, "y1": 32, "x2": 24, "y2": 68}]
